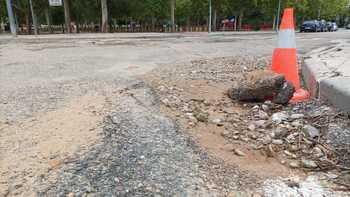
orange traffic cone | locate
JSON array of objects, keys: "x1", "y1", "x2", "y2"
[{"x1": 271, "y1": 8, "x2": 310, "y2": 103}]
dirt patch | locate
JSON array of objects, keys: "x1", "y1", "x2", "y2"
[
  {"x1": 142, "y1": 56, "x2": 298, "y2": 180},
  {"x1": 35, "y1": 81, "x2": 260, "y2": 196},
  {"x1": 0, "y1": 93, "x2": 114, "y2": 196},
  {"x1": 142, "y1": 56, "x2": 350, "y2": 193}
]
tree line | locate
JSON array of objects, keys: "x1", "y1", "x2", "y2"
[{"x1": 1, "y1": 0, "x2": 349, "y2": 34}]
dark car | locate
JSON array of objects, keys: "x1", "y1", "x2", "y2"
[
  {"x1": 327, "y1": 22, "x2": 338, "y2": 31},
  {"x1": 300, "y1": 20, "x2": 321, "y2": 32}
]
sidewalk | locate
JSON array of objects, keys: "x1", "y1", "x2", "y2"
[{"x1": 302, "y1": 39, "x2": 350, "y2": 113}]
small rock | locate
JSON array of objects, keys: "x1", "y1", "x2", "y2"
[
  {"x1": 289, "y1": 145, "x2": 299, "y2": 152},
  {"x1": 158, "y1": 85, "x2": 167, "y2": 92},
  {"x1": 249, "y1": 133, "x2": 258, "y2": 140},
  {"x1": 284, "y1": 150, "x2": 297, "y2": 159},
  {"x1": 257, "y1": 111, "x2": 269, "y2": 120},
  {"x1": 326, "y1": 173, "x2": 338, "y2": 179},
  {"x1": 302, "y1": 125, "x2": 320, "y2": 138},
  {"x1": 272, "y1": 139, "x2": 284, "y2": 145},
  {"x1": 271, "y1": 112, "x2": 289, "y2": 124},
  {"x1": 262, "y1": 104, "x2": 269, "y2": 112},
  {"x1": 286, "y1": 132, "x2": 299, "y2": 141},
  {"x1": 212, "y1": 118, "x2": 224, "y2": 126},
  {"x1": 193, "y1": 109, "x2": 209, "y2": 122},
  {"x1": 203, "y1": 100, "x2": 211, "y2": 106},
  {"x1": 301, "y1": 159, "x2": 318, "y2": 169},
  {"x1": 312, "y1": 147, "x2": 324, "y2": 158},
  {"x1": 232, "y1": 135, "x2": 240, "y2": 140},
  {"x1": 221, "y1": 130, "x2": 230, "y2": 137},
  {"x1": 188, "y1": 122, "x2": 196, "y2": 127},
  {"x1": 252, "y1": 105, "x2": 260, "y2": 111},
  {"x1": 285, "y1": 177, "x2": 300, "y2": 188},
  {"x1": 291, "y1": 120, "x2": 303, "y2": 128},
  {"x1": 289, "y1": 161, "x2": 300, "y2": 168},
  {"x1": 264, "y1": 144, "x2": 276, "y2": 157},
  {"x1": 182, "y1": 105, "x2": 192, "y2": 112},
  {"x1": 251, "y1": 193, "x2": 263, "y2": 197},
  {"x1": 248, "y1": 124, "x2": 256, "y2": 131},
  {"x1": 290, "y1": 113, "x2": 304, "y2": 120},
  {"x1": 234, "y1": 148, "x2": 246, "y2": 156},
  {"x1": 67, "y1": 193, "x2": 75, "y2": 197},
  {"x1": 273, "y1": 127, "x2": 289, "y2": 139},
  {"x1": 48, "y1": 159, "x2": 63, "y2": 170},
  {"x1": 161, "y1": 98, "x2": 171, "y2": 106},
  {"x1": 264, "y1": 100, "x2": 273, "y2": 106},
  {"x1": 241, "y1": 137, "x2": 249, "y2": 142},
  {"x1": 186, "y1": 113, "x2": 197, "y2": 122},
  {"x1": 222, "y1": 144, "x2": 235, "y2": 151},
  {"x1": 262, "y1": 136, "x2": 272, "y2": 145},
  {"x1": 253, "y1": 120, "x2": 266, "y2": 128}
]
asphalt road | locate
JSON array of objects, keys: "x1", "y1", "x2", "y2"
[
  {"x1": 0, "y1": 30, "x2": 349, "y2": 196},
  {"x1": 0, "y1": 30, "x2": 349, "y2": 121}
]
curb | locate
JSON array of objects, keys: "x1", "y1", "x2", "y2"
[{"x1": 301, "y1": 46, "x2": 350, "y2": 114}]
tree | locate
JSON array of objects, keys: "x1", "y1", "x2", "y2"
[
  {"x1": 64, "y1": 0, "x2": 71, "y2": 33},
  {"x1": 101, "y1": 0, "x2": 108, "y2": 32},
  {"x1": 0, "y1": 0, "x2": 7, "y2": 23},
  {"x1": 4, "y1": 0, "x2": 17, "y2": 35},
  {"x1": 170, "y1": 0, "x2": 175, "y2": 31},
  {"x1": 2, "y1": 0, "x2": 349, "y2": 34},
  {"x1": 29, "y1": 0, "x2": 38, "y2": 34}
]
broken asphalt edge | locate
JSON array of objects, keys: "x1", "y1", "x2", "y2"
[{"x1": 301, "y1": 46, "x2": 350, "y2": 114}]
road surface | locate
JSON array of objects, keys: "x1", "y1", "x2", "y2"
[{"x1": 0, "y1": 30, "x2": 349, "y2": 196}]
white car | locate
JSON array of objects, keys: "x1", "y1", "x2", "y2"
[{"x1": 347, "y1": 24, "x2": 350, "y2": 29}]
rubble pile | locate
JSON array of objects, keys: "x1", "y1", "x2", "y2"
[
  {"x1": 237, "y1": 100, "x2": 349, "y2": 171},
  {"x1": 160, "y1": 89, "x2": 349, "y2": 171}
]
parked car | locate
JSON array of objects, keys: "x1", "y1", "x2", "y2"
[
  {"x1": 327, "y1": 22, "x2": 338, "y2": 31},
  {"x1": 346, "y1": 23, "x2": 350, "y2": 29},
  {"x1": 319, "y1": 20, "x2": 327, "y2": 32},
  {"x1": 300, "y1": 20, "x2": 321, "y2": 32}
]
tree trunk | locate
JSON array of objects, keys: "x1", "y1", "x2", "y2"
[
  {"x1": 213, "y1": 8, "x2": 217, "y2": 32},
  {"x1": 29, "y1": 0, "x2": 39, "y2": 35},
  {"x1": 5, "y1": 0, "x2": 17, "y2": 35},
  {"x1": 151, "y1": 16, "x2": 156, "y2": 32},
  {"x1": 45, "y1": 8, "x2": 52, "y2": 33},
  {"x1": 25, "y1": 13, "x2": 30, "y2": 34},
  {"x1": 101, "y1": 0, "x2": 108, "y2": 33},
  {"x1": 0, "y1": 19, "x2": 4, "y2": 33},
  {"x1": 234, "y1": 15, "x2": 237, "y2": 31},
  {"x1": 64, "y1": 0, "x2": 71, "y2": 33},
  {"x1": 170, "y1": 0, "x2": 175, "y2": 32},
  {"x1": 272, "y1": 14, "x2": 276, "y2": 31},
  {"x1": 238, "y1": 9, "x2": 244, "y2": 31}
]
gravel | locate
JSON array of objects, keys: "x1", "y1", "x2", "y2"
[
  {"x1": 262, "y1": 176, "x2": 336, "y2": 197},
  {"x1": 35, "y1": 81, "x2": 258, "y2": 196}
]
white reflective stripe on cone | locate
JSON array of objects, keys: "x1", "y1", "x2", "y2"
[{"x1": 278, "y1": 29, "x2": 296, "y2": 48}]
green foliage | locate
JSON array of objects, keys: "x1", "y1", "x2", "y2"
[
  {"x1": 0, "y1": 0, "x2": 7, "y2": 22},
  {"x1": 3, "y1": 0, "x2": 350, "y2": 27}
]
